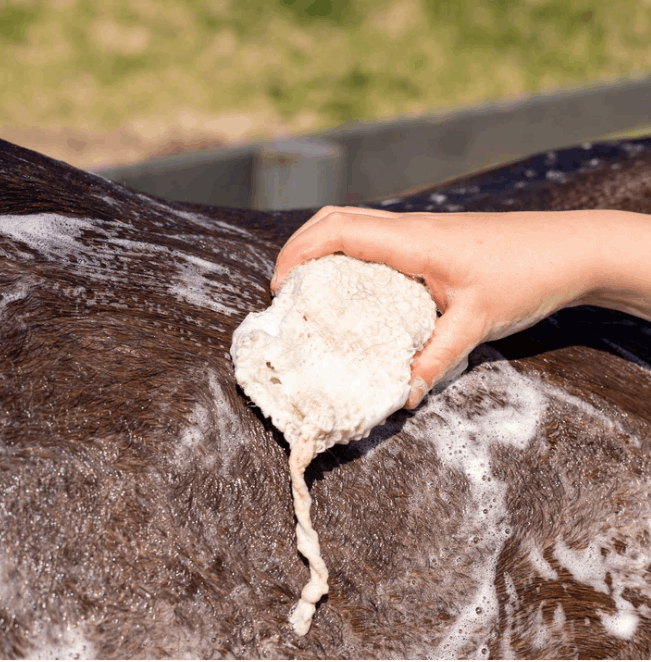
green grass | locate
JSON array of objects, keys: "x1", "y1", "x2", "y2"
[{"x1": 1, "y1": 0, "x2": 650, "y2": 164}]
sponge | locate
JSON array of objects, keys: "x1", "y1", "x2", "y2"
[{"x1": 231, "y1": 254, "x2": 437, "y2": 634}]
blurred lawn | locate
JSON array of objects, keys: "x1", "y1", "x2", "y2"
[{"x1": 1, "y1": 0, "x2": 650, "y2": 167}]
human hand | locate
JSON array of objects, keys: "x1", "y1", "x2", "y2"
[{"x1": 271, "y1": 206, "x2": 607, "y2": 408}]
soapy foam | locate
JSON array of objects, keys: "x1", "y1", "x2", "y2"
[
  {"x1": 397, "y1": 346, "x2": 651, "y2": 655},
  {"x1": 208, "y1": 371, "x2": 247, "y2": 468},
  {"x1": 142, "y1": 195, "x2": 254, "y2": 238},
  {"x1": 33, "y1": 624, "x2": 95, "y2": 660},
  {"x1": 0, "y1": 213, "x2": 94, "y2": 260},
  {"x1": 0, "y1": 213, "x2": 269, "y2": 319},
  {"x1": 176, "y1": 401, "x2": 211, "y2": 469},
  {"x1": 528, "y1": 602, "x2": 569, "y2": 653},
  {"x1": 553, "y1": 534, "x2": 650, "y2": 640},
  {"x1": 175, "y1": 372, "x2": 245, "y2": 472},
  {"x1": 0, "y1": 548, "x2": 95, "y2": 659},
  {"x1": 410, "y1": 349, "x2": 544, "y2": 658},
  {"x1": 526, "y1": 540, "x2": 558, "y2": 581},
  {"x1": 0, "y1": 280, "x2": 31, "y2": 316},
  {"x1": 169, "y1": 259, "x2": 235, "y2": 317}
]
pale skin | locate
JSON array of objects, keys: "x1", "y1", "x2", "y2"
[{"x1": 271, "y1": 206, "x2": 651, "y2": 408}]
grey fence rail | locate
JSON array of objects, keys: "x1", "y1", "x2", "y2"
[{"x1": 93, "y1": 74, "x2": 651, "y2": 210}]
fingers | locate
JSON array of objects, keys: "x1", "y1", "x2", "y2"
[
  {"x1": 406, "y1": 302, "x2": 485, "y2": 408},
  {"x1": 284, "y1": 205, "x2": 398, "y2": 246},
  {"x1": 272, "y1": 207, "x2": 403, "y2": 292},
  {"x1": 272, "y1": 208, "x2": 428, "y2": 293}
]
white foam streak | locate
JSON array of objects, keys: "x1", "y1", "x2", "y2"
[
  {"x1": 553, "y1": 535, "x2": 649, "y2": 640},
  {"x1": 0, "y1": 213, "x2": 93, "y2": 260},
  {"x1": 416, "y1": 351, "x2": 544, "y2": 658},
  {"x1": 527, "y1": 540, "x2": 557, "y2": 581},
  {"x1": 0, "y1": 212, "x2": 265, "y2": 316}
]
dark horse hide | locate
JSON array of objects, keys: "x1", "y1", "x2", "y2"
[{"x1": 0, "y1": 135, "x2": 651, "y2": 659}]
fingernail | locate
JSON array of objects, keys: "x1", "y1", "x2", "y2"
[
  {"x1": 270, "y1": 270, "x2": 277, "y2": 291},
  {"x1": 408, "y1": 388, "x2": 424, "y2": 409},
  {"x1": 407, "y1": 377, "x2": 428, "y2": 409}
]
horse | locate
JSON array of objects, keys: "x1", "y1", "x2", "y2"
[{"x1": 0, "y1": 135, "x2": 650, "y2": 658}]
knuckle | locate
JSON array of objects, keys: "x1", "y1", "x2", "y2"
[{"x1": 321, "y1": 205, "x2": 343, "y2": 216}]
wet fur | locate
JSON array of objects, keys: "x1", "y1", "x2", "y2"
[{"x1": 0, "y1": 137, "x2": 651, "y2": 658}]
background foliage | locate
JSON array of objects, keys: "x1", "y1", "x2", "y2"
[{"x1": 1, "y1": 0, "x2": 650, "y2": 167}]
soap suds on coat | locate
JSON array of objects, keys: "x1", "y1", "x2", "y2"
[{"x1": 231, "y1": 254, "x2": 437, "y2": 634}]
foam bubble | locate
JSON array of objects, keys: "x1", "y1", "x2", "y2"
[
  {"x1": 429, "y1": 193, "x2": 447, "y2": 204},
  {"x1": 404, "y1": 345, "x2": 651, "y2": 654},
  {"x1": 0, "y1": 280, "x2": 30, "y2": 316},
  {"x1": 176, "y1": 401, "x2": 210, "y2": 468},
  {"x1": 169, "y1": 257, "x2": 234, "y2": 315}
]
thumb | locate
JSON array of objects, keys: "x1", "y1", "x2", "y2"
[{"x1": 406, "y1": 302, "x2": 484, "y2": 408}]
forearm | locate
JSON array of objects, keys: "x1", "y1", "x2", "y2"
[{"x1": 574, "y1": 210, "x2": 651, "y2": 322}]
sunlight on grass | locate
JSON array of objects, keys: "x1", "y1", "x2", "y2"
[{"x1": 0, "y1": 0, "x2": 650, "y2": 167}]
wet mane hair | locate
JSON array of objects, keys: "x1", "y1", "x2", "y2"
[{"x1": 0, "y1": 137, "x2": 651, "y2": 658}]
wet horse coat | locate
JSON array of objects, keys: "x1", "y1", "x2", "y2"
[{"x1": 0, "y1": 136, "x2": 650, "y2": 658}]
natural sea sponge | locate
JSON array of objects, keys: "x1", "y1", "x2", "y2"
[{"x1": 230, "y1": 254, "x2": 437, "y2": 634}]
